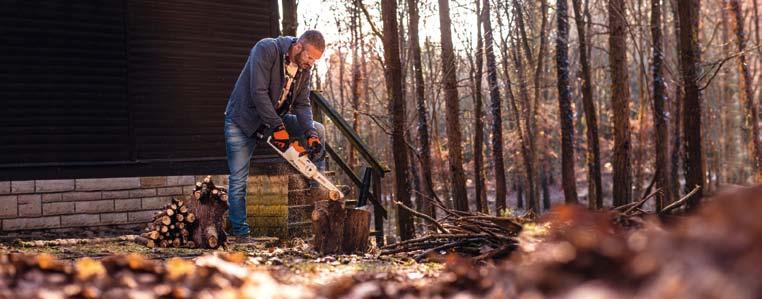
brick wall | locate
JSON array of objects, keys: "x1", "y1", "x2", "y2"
[
  {"x1": 0, "y1": 169, "x2": 316, "y2": 238},
  {"x1": 0, "y1": 176, "x2": 208, "y2": 231}
]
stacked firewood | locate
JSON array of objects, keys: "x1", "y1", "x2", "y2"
[
  {"x1": 140, "y1": 176, "x2": 228, "y2": 249},
  {"x1": 381, "y1": 199, "x2": 524, "y2": 261},
  {"x1": 141, "y1": 198, "x2": 197, "y2": 248}
]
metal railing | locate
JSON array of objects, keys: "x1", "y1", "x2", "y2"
[{"x1": 310, "y1": 91, "x2": 390, "y2": 246}]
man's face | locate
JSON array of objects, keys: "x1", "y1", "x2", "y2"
[{"x1": 293, "y1": 43, "x2": 323, "y2": 70}]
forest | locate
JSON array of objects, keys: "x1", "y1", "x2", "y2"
[{"x1": 304, "y1": 0, "x2": 762, "y2": 239}]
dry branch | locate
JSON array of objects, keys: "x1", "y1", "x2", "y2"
[{"x1": 381, "y1": 201, "x2": 522, "y2": 261}]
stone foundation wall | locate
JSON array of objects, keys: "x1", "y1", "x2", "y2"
[
  {"x1": 0, "y1": 166, "x2": 315, "y2": 239},
  {"x1": 0, "y1": 176, "x2": 200, "y2": 231}
]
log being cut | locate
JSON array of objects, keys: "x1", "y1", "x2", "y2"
[
  {"x1": 140, "y1": 176, "x2": 227, "y2": 249},
  {"x1": 266, "y1": 136, "x2": 344, "y2": 200}
]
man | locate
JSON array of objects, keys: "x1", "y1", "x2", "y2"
[{"x1": 224, "y1": 30, "x2": 326, "y2": 241}]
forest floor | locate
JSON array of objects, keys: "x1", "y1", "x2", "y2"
[{"x1": 2, "y1": 184, "x2": 762, "y2": 298}]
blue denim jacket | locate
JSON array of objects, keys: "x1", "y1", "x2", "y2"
[{"x1": 224, "y1": 36, "x2": 315, "y2": 137}]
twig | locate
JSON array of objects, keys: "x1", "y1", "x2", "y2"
[
  {"x1": 661, "y1": 185, "x2": 701, "y2": 214},
  {"x1": 623, "y1": 188, "x2": 661, "y2": 215},
  {"x1": 393, "y1": 200, "x2": 450, "y2": 234},
  {"x1": 353, "y1": 0, "x2": 383, "y2": 40},
  {"x1": 414, "y1": 239, "x2": 477, "y2": 262}
]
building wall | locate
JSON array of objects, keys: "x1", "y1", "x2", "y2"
[
  {"x1": 0, "y1": 168, "x2": 314, "y2": 238},
  {"x1": 0, "y1": 0, "x2": 281, "y2": 180}
]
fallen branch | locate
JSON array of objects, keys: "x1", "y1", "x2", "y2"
[
  {"x1": 393, "y1": 200, "x2": 450, "y2": 234},
  {"x1": 662, "y1": 185, "x2": 701, "y2": 214}
]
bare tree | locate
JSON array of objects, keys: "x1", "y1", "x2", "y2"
[
  {"x1": 556, "y1": 0, "x2": 579, "y2": 204},
  {"x1": 728, "y1": 0, "x2": 762, "y2": 182},
  {"x1": 571, "y1": 0, "x2": 603, "y2": 209},
  {"x1": 281, "y1": 0, "x2": 297, "y2": 36},
  {"x1": 677, "y1": 0, "x2": 704, "y2": 209},
  {"x1": 651, "y1": 0, "x2": 671, "y2": 210},
  {"x1": 349, "y1": 4, "x2": 362, "y2": 169},
  {"x1": 438, "y1": 0, "x2": 469, "y2": 211},
  {"x1": 609, "y1": 0, "x2": 633, "y2": 206},
  {"x1": 407, "y1": 0, "x2": 436, "y2": 220},
  {"x1": 381, "y1": 0, "x2": 415, "y2": 240},
  {"x1": 471, "y1": 0, "x2": 488, "y2": 214},
  {"x1": 482, "y1": 0, "x2": 508, "y2": 215}
]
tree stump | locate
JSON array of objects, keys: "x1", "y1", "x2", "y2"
[
  {"x1": 185, "y1": 176, "x2": 228, "y2": 249},
  {"x1": 312, "y1": 200, "x2": 345, "y2": 254},
  {"x1": 342, "y1": 208, "x2": 371, "y2": 253},
  {"x1": 311, "y1": 199, "x2": 371, "y2": 255}
]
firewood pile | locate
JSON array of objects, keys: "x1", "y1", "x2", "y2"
[
  {"x1": 380, "y1": 199, "x2": 525, "y2": 261},
  {"x1": 0, "y1": 252, "x2": 309, "y2": 299},
  {"x1": 139, "y1": 176, "x2": 228, "y2": 249}
]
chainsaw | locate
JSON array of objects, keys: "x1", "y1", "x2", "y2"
[{"x1": 265, "y1": 137, "x2": 344, "y2": 200}]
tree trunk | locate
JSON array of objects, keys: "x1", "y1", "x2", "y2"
[
  {"x1": 670, "y1": 0, "x2": 683, "y2": 202},
  {"x1": 482, "y1": 0, "x2": 508, "y2": 215},
  {"x1": 437, "y1": 0, "x2": 469, "y2": 212},
  {"x1": 511, "y1": 35, "x2": 539, "y2": 213},
  {"x1": 471, "y1": 0, "x2": 488, "y2": 214},
  {"x1": 556, "y1": 0, "x2": 579, "y2": 204},
  {"x1": 407, "y1": 0, "x2": 436, "y2": 221},
  {"x1": 542, "y1": 168, "x2": 551, "y2": 210},
  {"x1": 571, "y1": 0, "x2": 603, "y2": 209},
  {"x1": 495, "y1": 5, "x2": 535, "y2": 214},
  {"x1": 349, "y1": 6, "x2": 362, "y2": 170},
  {"x1": 729, "y1": 0, "x2": 762, "y2": 182},
  {"x1": 510, "y1": 3, "x2": 540, "y2": 207},
  {"x1": 609, "y1": 0, "x2": 633, "y2": 207},
  {"x1": 720, "y1": 1, "x2": 737, "y2": 184},
  {"x1": 281, "y1": 0, "x2": 297, "y2": 36},
  {"x1": 677, "y1": 0, "x2": 705, "y2": 209},
  {"x1": 650, "y1": 0, "x2": 671, "y2": 211},
  {"x1": 381, "y1": 0, "x2": 415, "y2": 240}
]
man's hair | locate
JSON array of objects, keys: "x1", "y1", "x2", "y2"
[{"x1": 298, "y1": 30, "x2": 325, "y2": 52}]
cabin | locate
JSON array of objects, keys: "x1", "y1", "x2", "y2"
[{"x1": 0, "y1": 0, "x2": 387, "y2": 243}]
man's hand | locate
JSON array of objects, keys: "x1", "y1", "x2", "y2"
[
  {"x1": 270, "y1": 123, "x2": 289, "y2": 152},
  {"x1": 305, "y1": 129, "x2": 322, "y2": 159}
]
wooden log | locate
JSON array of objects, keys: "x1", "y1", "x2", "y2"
[
  {"x1": 186, "y1": 213, "x2": 196, "y2": 223},
  {"x1": 161, "y1": 216, "x2": 171, "y2": 226},
  {"x1": 166, "y1": 208, "x2": 175, "y2": 217},
  {"x1": 176, "y1": 214, "x2": 184, "y2": 222},
  {"x1": 205, "y1": 226, "x2": 218, "y2": 248},
  {"x1": 146, "y1": 231, "x2": 160, "y2": 240},
  {"x1": 160, "y1": 225, "x2": 169, "y2": 233},
  {"x1": 311, "y1": 200, "x2": 346, "y2": 254},
  {"x1": 342, "y1": 208, "x2": 371, "y2": 253},
  {"x1": 134, "y1": 236, "x2": 155, "y2": 248}
]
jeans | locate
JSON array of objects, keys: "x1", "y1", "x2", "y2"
[{"x1": 224, "y1": 114, "x2": 326, "y2": 236}]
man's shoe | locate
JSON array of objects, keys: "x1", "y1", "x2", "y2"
[{"x1": 229, "y1": 235, "x2": 257, "y2": 244}]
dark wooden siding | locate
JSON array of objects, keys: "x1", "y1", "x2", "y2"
[
  {"x1": 0, "y1": 0, "x2": 280, "y2": 180},
  {"x1": 0, "y1": 1, "x2": 130, "y2": 165}
]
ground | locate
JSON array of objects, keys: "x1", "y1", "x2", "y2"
[
  {"x1": 3, "y1": 185, "x2": 762, "y2": 298},
  {"x1": 0, "y1": 230, "x2": 444, "y2": 293}
]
